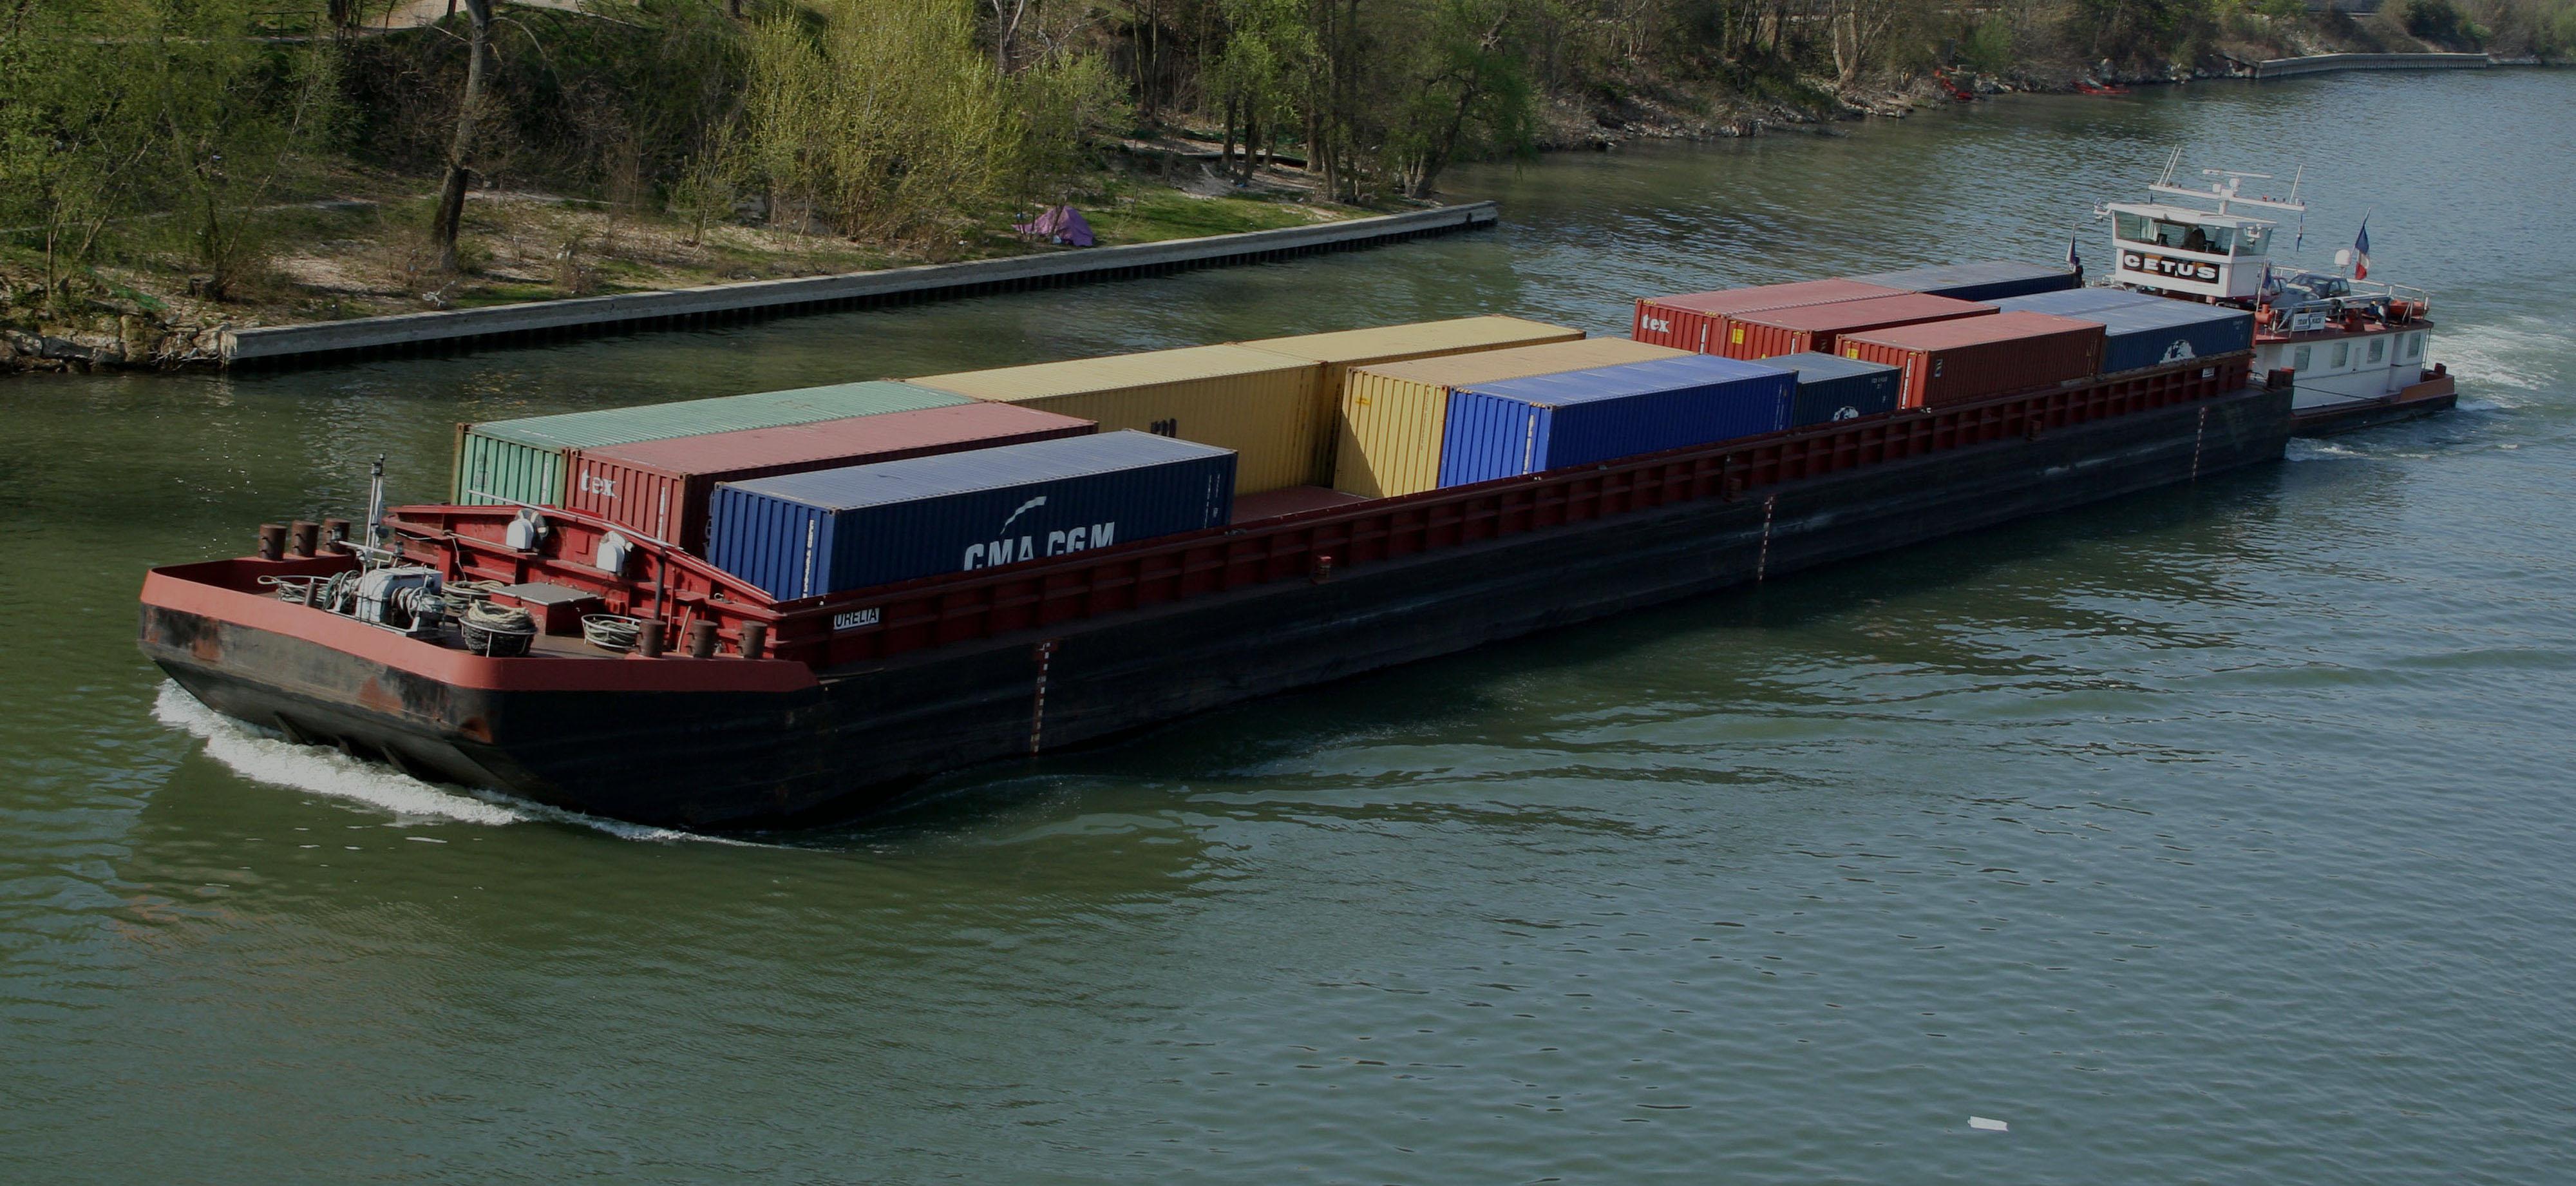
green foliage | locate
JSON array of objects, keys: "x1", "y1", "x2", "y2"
[
  {"x1": 2402, "y1": 0, "x2": 2475, "y2": 42},
  {"x1": 739, "y1": 0, "x2": 1120, "y2": 244},
  {"x1": 0, "y1": 0, "x2": 343, "y2": 305},
  {"x1": 1960, "y1": 17, "x2": 2016, "y2": 74}
]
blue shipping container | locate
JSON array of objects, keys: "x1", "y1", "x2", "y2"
[
  {"x1": 1992, "y1": 288, "x2": 2168, "y2": 316},
  {"x1": 1761, "y1": 352, "x2": 1904, "y2": 426},
  {"x1": 705, "y1": 431, "x2": 1236, "y2": 600},
  {"x1": 2072, "y1": 300, "x2": 2257, "y2": 374},
  {"x1": 1850, "y1": 261, "x2": 2081, "y2": 303},
  {"x1": 1435, "y1": 354, "x2": 1795, "y2": 488}
]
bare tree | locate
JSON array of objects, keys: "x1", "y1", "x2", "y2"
[{"x1": 430, "y1": 0, "x2": 494, "y2": 273}]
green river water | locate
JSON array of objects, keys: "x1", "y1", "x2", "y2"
[{"x1": 6, "y1": 70, "x2": 2573, "y2": 1183}]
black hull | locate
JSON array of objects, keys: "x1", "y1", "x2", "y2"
[
  {"x1": 2291, "y1": 390, "x2": 2459, "y2": 437},
  {"x1": 146, "y1": 387, "x2": 2292, "y2": 828}
]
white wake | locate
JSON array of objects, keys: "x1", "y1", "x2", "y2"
[{"x1": 153, "y1": 681, "x2": 755, "y2": 843}]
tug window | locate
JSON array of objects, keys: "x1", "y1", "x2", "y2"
[
  {"x1": 2331, "y1": 341, "x2": 2351, "y2": 368},
  {"x1": 2403, "y1": 332, "x2": 2424, "y2": 361},
  {"x1": 2293, "y1": 345, "x2": 2313, "y2": 372},
  {"x1": 2368, "y1": 337, "x2": 2387, "y2": 363}
]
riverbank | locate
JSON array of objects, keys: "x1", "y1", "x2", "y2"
[{"x1": 0, "y1": 149, "x2": 1396, "y2": 374}]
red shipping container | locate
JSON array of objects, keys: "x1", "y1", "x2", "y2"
[
  {"x1": 1836, "y1": 312, "x2": 2107, "y2": 409},
  {"x1": 564, "y1": 402, "x2": 1096, "y2": 551},
  {"x1": 1632, "y1": 279, "x2": 1906, "y2": 353},
  {"x1": 1720, "y1": 294, "x2": 1996, "y2": 361}
]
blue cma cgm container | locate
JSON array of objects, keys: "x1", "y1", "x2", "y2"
[
  {"x1": 1759, "y1": 352, "x2": 1904, "y2": 426},
  {"x1": 1436, "y1": 354, "x2": 1795, "y2": 488},
  {"x1": 1851, "y1": 260, "x2": 2082, "y2": 303},
  {"x1": 705, "y1": 430, "x2": 1236, "y2": 600}
]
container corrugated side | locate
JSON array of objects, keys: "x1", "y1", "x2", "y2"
[
  {"x1": 1435, "y1": 355, "x2": 1796, "y2": 487},
  {"x1": 1761, "y1": 352, "x2": 1905, "y2": 426},
  {"x1": 704, "y1": 431, "x2": 1236, "y2": 600},
  {"x1": 1237, "y1": 316, "x2": 1586, "y2": 484},
  {"x1": 1720, "y1": 294, "x2": 1996, "y2": 360},
  {"x1": 1848, "y1": 261, "x2": 2081, "y2": 303},
  {"x1": 563, "y1": 402, "x2": 1097, "y2": 552},
  {"x1": 1837, "y1": 312, "x2": 2106, "y2": 408},
  {"x1": 453, "y1": 380, "x2": 971, "y2": 507},
  {"x1": 1632, "y1": 280, "x2": 1907, "y2": 352},
  {"x1": 2068, "y1": 301, "x2": 2257, "y2": 373},
  {"x1": 1333, "y1": 338, "x2": 1692, "y2": 498},
  {"x1": 909, "y1": 345, "x2": 1321, "y2": 496},
  {"x1": 1992, "y1": 288, "x2": 2168, "y2": 316}
]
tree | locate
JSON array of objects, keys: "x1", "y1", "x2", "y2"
[{"x1": 431, "y1": 0, "x2": 495, "y2": 273}]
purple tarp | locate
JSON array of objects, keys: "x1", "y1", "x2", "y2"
[{"x1": 1015, "y1": 205, "x2": 1095, "y2": 247}]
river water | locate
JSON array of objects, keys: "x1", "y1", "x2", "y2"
[{"x1": 6, "y1": 70, "x2": 2572, "y2": 1183}]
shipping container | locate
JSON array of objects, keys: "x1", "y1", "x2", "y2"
[
  {"x1": 705, "y1": 431, "x2": 1236, "y2": 601},
  {"x1": 1238, "y1": 316, "x2": 1586, "y2": 484},
  {"x1": 2031, "y1": 300, "x2": 2256, "y2": 374},
  {"x1": 562, "y1": 402, "x2": 1097, "y2": 553},
  {"x1": 1719, "y1": 293, "x2": 1995, "y2": 360},
  {"x1": 1437, "y1": 354, "x2": 1797, "y2": 487},
  {"x1": 453, "y1": 381, "x2": 970, "y2": 509},
  {"x1": 1334, "y1": 338, "x2": 1693, "y2": 498},
  {"x1": 1837, "y1": 312, "x2": 2107, "y2": 409},
  {"x1": 1991, "y1": 287, "x2": 2167, "y2": 316},
  {"x1": 1848, "y1": 261, "x2": 2082, "y2": 303},
  {"x1": 1632, "y1": 279, "x2": 1907, "y2": 352},
  {"x1": 909, "y1": 345, "x2": 1321, "y2": 495},
  {"x1": 1761, "y1": 352, "x2": 1905, "y2": 426}
]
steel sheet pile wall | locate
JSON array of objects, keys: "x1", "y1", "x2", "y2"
[
  {"x1": 911, "y1": 345, "x2": 1320, "y2": 495},
  {"x1": 1997, "y1": 291, "x2": 2255, "y2": 374},
  {"x1": 1631, "y1": 279, "x2": 1906, "y2": 353},
  {"x1": 1334, "y1": 338, "x2": 1692, "y2": 498},
  {"x1": 453, "y1": 381, "x2": 970, "y2": 508},
  {"x1": 1721, "y1": 293, "x2": 1995, "y2": 359},
  {"x1": 1239, "y1": 316, "x2": 1587, "y2": 482},
  {"x1": 1761, "y1": 352, "x2": 1905, "y2": 426},
  {"x1": 1437, "y1": 355, "x2": 1796, "y2": 487},
  {"x1": 706, "y1": 431, "x2": 1235, "y2": 600},
  {"x1": 1838, "y1": 312, "x2": 2106, "y2": 408},
  {"x1": 564, "y1": 402, "x2": 1097, "y2": 551},
  {"x1": 1849, "y1": 261, "x2": 2081, "y2": 303}
]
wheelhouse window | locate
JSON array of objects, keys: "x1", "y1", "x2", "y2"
[
  {"x1": 2403, "y1": 332, "x2": 2424, "y2": 361},
  {"x1": 2368, "y1": 337, "x2": 2387, "y2": 363},
  {"x1": 2293, "y1": 345, "x2": 2313, "y2": 371},
  {"x1": 2331, "y1": 341, "x2": 2351, "y2": 368}
]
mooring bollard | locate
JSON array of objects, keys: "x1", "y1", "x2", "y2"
[
  {"x1": 256, "y1": 523, "x2": 287, "y2": 561},
  {"x1": 687, "y1": 620, "x2": 717, "y2": 659},
  {"x1": 739, "y1": 622, "x2": 768, "y2": 659},
  {"x1": 288, "y1": 521, "x2": 319, "y2": 559},
  {"x1": 636, "y1": 621, "x2": 665, "y2": 658}
]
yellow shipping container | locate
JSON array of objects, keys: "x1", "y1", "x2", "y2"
[
  {"x1": 913, "y1": 345, "x2": 1325, "y2": 495},
  {"x1": 1334, "y1": 338, "x2": 1694, "y2": 499},
  {"x1": 1239, "y1": 316, "x2": 1587, "y2": 483}
]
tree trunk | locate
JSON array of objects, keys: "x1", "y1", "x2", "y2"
[
  {"x1": 1222, "y1": 91, "x2": 1238, "y2": 174},
  {"x1": 431, "y1": 0, "x2": 494, "y2": 274}
]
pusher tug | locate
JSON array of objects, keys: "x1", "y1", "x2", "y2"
[{"x1": 2101, "y1": 153, "x2": 2456, "y2": 435}]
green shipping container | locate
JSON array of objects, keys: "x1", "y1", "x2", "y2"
[{"x1": 451, "y1": 381, "x2": 972, "y2": 508}]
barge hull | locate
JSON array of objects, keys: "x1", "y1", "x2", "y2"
[{"x1": 144, "y1": 385, "x2": 2291, "y2": 828}]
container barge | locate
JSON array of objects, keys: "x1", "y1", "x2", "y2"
[{"x1": 142, "y1": 171, "x2": 2448, "y2": 827}]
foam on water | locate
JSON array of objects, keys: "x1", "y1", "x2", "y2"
[
  {"x1": 151, "y1": 681, "x2": 757, "y2": 844},
  {"x1": 2434, "y1": 314, "x2": 2573, "y2": 401}
]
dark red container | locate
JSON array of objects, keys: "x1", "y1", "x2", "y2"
[
  {"x1": 1836, "y1": 312, "x2": 2107, "y2": 408},
  {"x1": 565, "y1": 402, "x2": 1096, "y2": 551},
  {"x1": 1632, "y1": 279, "x2": 1906, "y2": 353},
  {"x1": 1721, "y1": 294, "x2": 1996, "y2": 360}
]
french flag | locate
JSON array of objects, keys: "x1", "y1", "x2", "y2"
[{"x1": 2352, "y1": 219, "x2": 2371, "y2": 281}]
